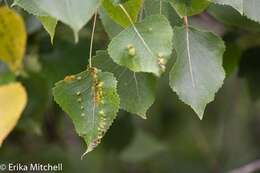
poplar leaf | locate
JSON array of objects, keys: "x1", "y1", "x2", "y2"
[
  {"x1": 108, "y1": 15, "x2": 173, "y2": 76},
  {"x1": 0, "y1": 7, "x2": 26, "y2": 72},
  {"x1": 93, "y1": 50, "x2": 156, "y2": 119},
  {"x1": 102, "y1": 0, "x2": 142, "y2": 27},
  {"x1": 0, "y1": 82, "x2": 27, "y2": 146},
  {"x1": 212, "y1": 0, "x2": 260, "y2": 23},
  {"x1": 169, "y1": 26, "x2": 225, "y2": 119},
  {"x1": 53, "y1": 68, "x2": 120, "y2": 156},
  {"x1": 37, "y1": 16, "x2": 57, "y2": 44},
  {"x1": 13, "y1": 0, "x2": 100, "y2": 42},
  {"x1": 167, "y1": 0, "x2": 210, "y2": 17}
]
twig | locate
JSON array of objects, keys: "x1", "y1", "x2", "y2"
[
  {"x1": 229, "y1": 160, "x2": 260, "y2": 173},
  {"x1": 88, "y1": 11, "x2": 98, "y2": 68}
]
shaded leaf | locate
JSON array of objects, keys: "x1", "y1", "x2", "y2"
[
  {"x1": 108, "y1": 15, "x2": 173, "y2": 76},
  {"x1": 0, "y1": 82, "x2": 27, "y2": 146},
  {"x1": 53, "y1": 68, "x2": 120, "y2": 155},
  {"x1": 99, "y1": 7, "x2": 124, "y2": 39},
  {"x1": 208, "y1": 4, "x2": 260, "y2": 32},
  {"x1": 144, "y1": 0, "x2": 182, "y2": 26},
  {"x1": 93, "y1": 50, "x2": 156, "y2": 118},
  {"x1": 212, "y1": 0, "x2": 260, "y2": 23},
  {"x1": 167, "y1": 0, "x2": 210, "y2": 17},
  {"x1": 169, "y1": 26, "x2": 225, "y2": 119},
  {"x1": 223, "y1": 42, "x2": 241, "y2": 75},
  {"x1": 0, "y1": 6, "x2": 26, "y2": 72},
  {"x1": 102, "y1": 0, "x2": 142, "y2": 27}
]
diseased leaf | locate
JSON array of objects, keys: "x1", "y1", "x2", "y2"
[
  {"x1": 102, "y1": 0, "x2": 142, "y2": 27},
  {"x1": 0, "y1": 7, "x2": 26, "y2": 72},
  {"x1": 13, "y1": 0, "x2": 100, "y2": 42},
  {"x1": 169, "y1": 26, "x2": 225, "y2": 119},
  {"x1": 108, "y1": 15, "x2": 173, "y2": 76},
  {"x1": 167, "y1": 0, "x2": 210, "y2": 17},
  {"x1": 53, "y1": 68, "x2": 120, "y2": 155},
  {"x1": 0, "y1": 82, "x2": 27, "y2": 146},
  {"x1": 93, "y1": 50, "x2": 156, "y2": 119},
  {"x1": 212, "y1": 0, "x2": 260, "y2": 23}
]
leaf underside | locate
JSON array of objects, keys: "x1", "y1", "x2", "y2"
[{"x1": 14, "y1": 0, "x2": 100, "y2": 41}]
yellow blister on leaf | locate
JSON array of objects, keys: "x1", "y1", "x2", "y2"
[
  {"x1": 0, "y1": 82, "x2": 27, "y2": 146},
  {"x1": 0, "y1": 6, "x2": 26, "y2": 71}
]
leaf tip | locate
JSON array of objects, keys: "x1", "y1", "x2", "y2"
[
  {"x1": 73, "y1": 31, "x2": 79, "y2": 43},
  {"x1": 194, "y1": 108, "x2": 205, "y2": 120}
]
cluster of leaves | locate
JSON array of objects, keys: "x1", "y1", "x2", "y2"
[{"x1": 0, "y1": 0, "x2": 260, "y2": 157}]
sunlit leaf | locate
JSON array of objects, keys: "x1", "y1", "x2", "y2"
[{"x1": 108, "y1": 15, "x2": 173, "y2": 76}]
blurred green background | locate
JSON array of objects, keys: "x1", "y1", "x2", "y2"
[{"x1": 1, "y1": 2, "x2": 260, "y2": 173}]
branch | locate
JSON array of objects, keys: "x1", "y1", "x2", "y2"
[{"x1": 229, "y1": 160, "x2": 260, "y2": 173}]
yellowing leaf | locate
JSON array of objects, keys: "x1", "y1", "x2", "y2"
[
  {"x1": 0, "y1": 7, "x2": 27, "y2": 71},
  {"x1": 0, "y1": 82, "x2": 27, "y2": 146}
]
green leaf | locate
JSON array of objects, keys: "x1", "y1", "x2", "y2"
[
  {"x1": 13, "y1": 0, "x2": 100, "y2": 42},
  {"x1": 212, "y1": 0, "x2": 260, "y2": 23},
  {"x1": 53, "y1": 68, "x2": 120, "y2": 155},
  {"x1": 102, "y1": 0, "x2": 142, "y2": 27},
  {"x1": 169, "y1": 26, "x2": 225, "y2": 119},
  {"x1": 93, "y1": 50, "x2": 156, "y2": 119},
  {"x1": 167, "y1": 0, "x2": 210, "y2": 17},
  {"x1": 99, "y1": 7, "x2": 124, "y2": 39},
  {"x1": 144, "y1": 0, "x2": 182, "y2": 26},
  {"x1": 37, "y1": 16, "x2": 57, "y2": 44},
  {"x1": 0, "y1": 6, "x2": 26, "y2": 72},
  {"x1": 108, "y1": 15, "x2": 173, "y2": 76},
  {"x1": 223, "y1": 42, "x2": 241, "y2": 75},
  {"x1": 208, "y1": 4, "x2": 260, "y2": 32}
]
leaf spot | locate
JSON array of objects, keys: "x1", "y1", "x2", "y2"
[
  {"x1": 64, "y1": 75, "x2": 76, "y2": 82},
  {"x1": 77, "y1": 98, "x2": 82, "y2": 102}
]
